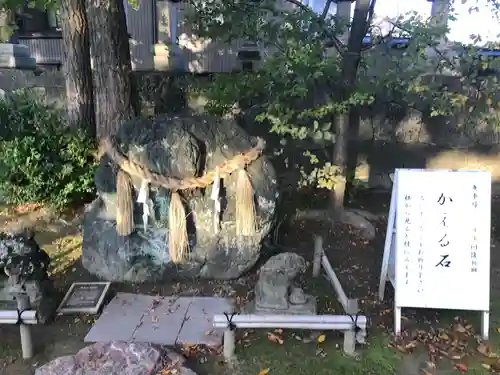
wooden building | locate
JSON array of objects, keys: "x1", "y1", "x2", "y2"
[{"x1": 13, "y1": 0, "x2": 451, "y2": 72}]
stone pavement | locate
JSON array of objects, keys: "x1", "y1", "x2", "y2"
[{"x1": 85, "y1": 293, "x2": 232, "y2": 347}]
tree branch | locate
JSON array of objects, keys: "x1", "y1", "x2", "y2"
[
  {"x1": 385, "y1": 19, "x2": 460, "y2": 72},
  {"x1": 321, "y1": 0, "x2": 334, "y2": 19},
  {"x1": 364, "y1": 0, "x2": 376, "y2": 36},
  {"x1": 282, "y1": 0, "x2": 309, "y2": 11},
  {"x1": 282, "y1": 0, "x2": 346, "y2": 54}
]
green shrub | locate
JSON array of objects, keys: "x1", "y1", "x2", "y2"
[{"x1": 0, "y1": 90, "x2": 97, "y2": 211}]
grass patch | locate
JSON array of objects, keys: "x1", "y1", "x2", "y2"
[
  {"x1": 197, "y1": 331, "x2": 401, "y2": 375},
  {"x1": 0, "y1": 341, "x2": 17, "y2": 368}
]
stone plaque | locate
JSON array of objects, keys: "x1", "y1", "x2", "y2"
[{"x1": 57, "y1": 282, "x2": 111, "y2": 314}]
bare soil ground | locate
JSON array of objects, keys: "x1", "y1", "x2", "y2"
[{"x1": 0, "y1": 190, "x2": 499, "y2": 375}]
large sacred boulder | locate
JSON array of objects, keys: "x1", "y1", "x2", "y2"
[{"x1": 82, "y1": 114, "x2": 278, "y2": 282}]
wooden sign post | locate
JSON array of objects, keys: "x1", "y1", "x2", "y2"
[{"x1": 378, "y1": 169, "x2": 491, "y2": 339}]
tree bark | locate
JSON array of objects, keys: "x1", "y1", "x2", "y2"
[
  {"x1": 331, "y1": 0, "x2": 372, "y2": 216},
  {"x1": 86, "y1": 0, "x2": 139, "y2": 139},
  {"x1": 344, "y1": 0, "x2": 377, "y2": 204},
  {"x1": 60, "y1": 0, "x2": 96, "y2": 138}
]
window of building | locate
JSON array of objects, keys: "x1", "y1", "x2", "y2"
[{"x1": 16, "y1": 7, "x2": 60, "y2": 35}]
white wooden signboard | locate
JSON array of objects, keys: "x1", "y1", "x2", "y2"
[{"x1": 378, "y1": 169, "x2": 491, "y2": 339}]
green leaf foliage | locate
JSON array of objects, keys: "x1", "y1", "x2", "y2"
[
  {"x1": 0, "y1": 90, "x2": 97, "y2": 211},
  {"x1": 187, "y1": 0, "x2": 500, "y2": 189}
]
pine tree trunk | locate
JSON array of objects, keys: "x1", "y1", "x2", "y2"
[
  {"x1": 86, "y1": 0, "x2": 139, "y2": 139},
  {"x1": 60, "y1": 0, "x2": 96, "y2": 138}
]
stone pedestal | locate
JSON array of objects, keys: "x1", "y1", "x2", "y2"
[
  {"x1": 245, "y1": 290, "x2": 317, "y2": 315},
  {"x1": 0, "y1": 43, "x2": 36, "y2": 70}
]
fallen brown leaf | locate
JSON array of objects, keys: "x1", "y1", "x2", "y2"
[
  {"x1": 267, "y1": 332, "x2": 284, "y2": 345},
  {"x1": 482, "y1": 363, "x2": 491, "y2": 370},
  {"x1": 315, "y1": 348, "x2": 327, "y2": 358},
  {"x1": 449, "y1": 352, "x2": 465, "y2": 360},
  {"x1": 477, "y1": 343, "x2": 497, "y2": 358},
  {"x1": 491, "y1": 360, "x2": 500, "y2": 372},
  {"x1": 438, "y1": 333, "x2": 450, "y2": 341},
  {"x1": 405, "y1": 340, "x2": 418, "y2": 351},
  {"x1": 13, "y1": 203, "x2": 42, "y2": 213},
  {"x1": 455, "y1": 363, "x2": 468, "y2": 373},
  {"x1": 243, "y1": 330, "x2": 255, "y2": 338},
  {"x1": 396, "y1": 345, "x2": 407, "y2": 354}
]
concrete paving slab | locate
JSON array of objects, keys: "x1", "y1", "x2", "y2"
[
  {"x1": 131, "y1": 296, "x2": 191, "y2": 345},
  {"x1": 84, "y1": 293, "x2": 153, "y2": 342},
  {"x1": 176, "y1": 297, "x2": 233, "y2": 347},
  {"x1": 84, "y1": 293, "x2": 232, "y2": 347}
]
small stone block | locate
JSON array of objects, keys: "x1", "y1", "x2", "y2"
[
  {"x1": 176, "y1": 297, "x2": 232, "y2": 347},
  {"x1": 84, "y1": 293, "x2": 154, "y2": 342},
  {"x1": 131, "y1": 296, "x2": 191, "y2": 345}
]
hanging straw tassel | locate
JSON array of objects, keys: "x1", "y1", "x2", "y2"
[
  {"x1": 168, "y1": 191, "x2": 189, "y2": 263},
  {"x1": 235, "y1": 168, "x2": 257, "y2": 236},
  {"x1": 116, "y1": 169, "x2": 134, "y2": 236}
]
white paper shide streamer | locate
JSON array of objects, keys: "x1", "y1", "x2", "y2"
[
  {"x1": 137, "y1": 179, "x2": 150, "y2": 231},
  {"x1": 211, "y1": 167, "x2": 221, "y2": 233}
]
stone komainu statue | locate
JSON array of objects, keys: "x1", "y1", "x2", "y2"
[
  {"x1": 0, "y1": 230, "x2": 50, "y2": 281},
  {"x1": 82, "y1": 114, "x2": 278, "y2": 282},
  {"x1": 0, "y1": 230, "x2": 56, "y2": 323},
  {"x1": 251, "y1": 252, "x2": 317, "y2": 315}
]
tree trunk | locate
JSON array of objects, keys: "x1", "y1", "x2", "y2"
[
  {"x1": 60, "y1": 0, "x2": 96, "y2": 138},
  {"x1": 344, "y1": 111, "x2": 360, "y2": 205},
  {"x1": 331, "y1": 0, "x2": 372, "y2": 217},
  {"x1": 344, "y1": 0, "x2": 377, "y2": 204},
  {"x1": 86, "y1": 0, "x2": 139, "y2": 139}
]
